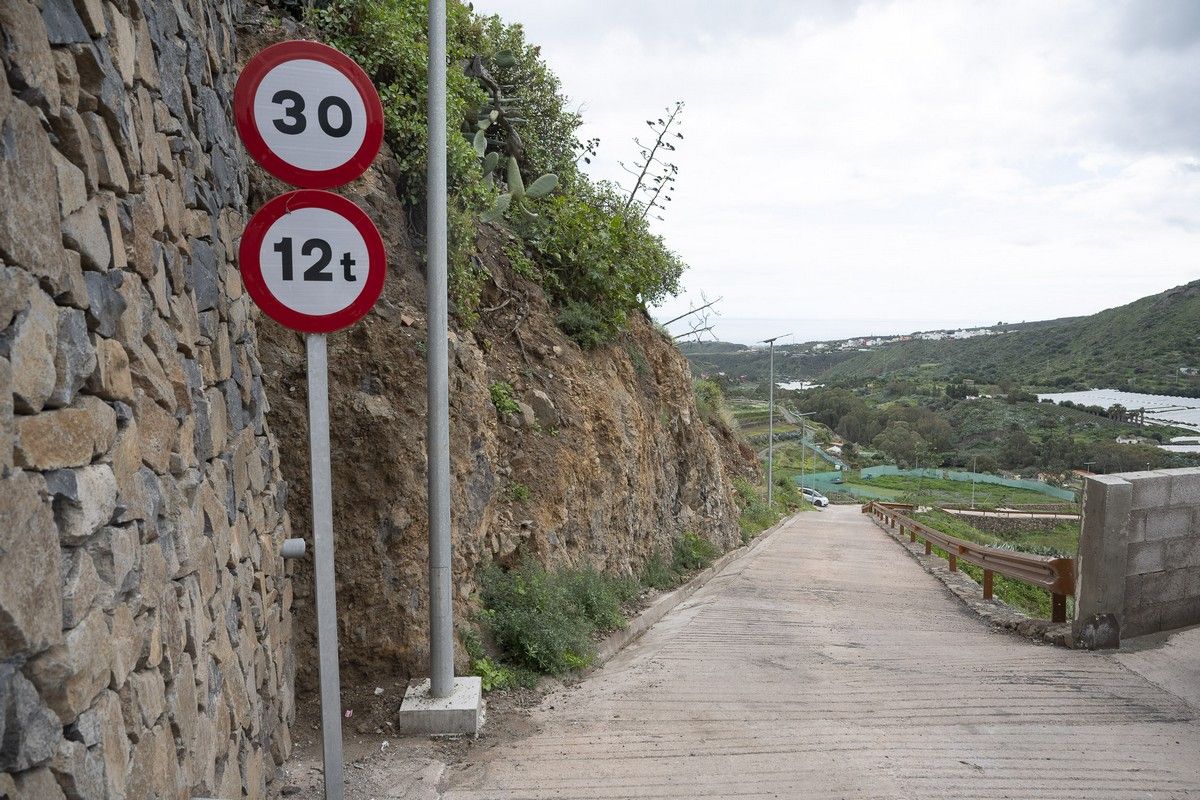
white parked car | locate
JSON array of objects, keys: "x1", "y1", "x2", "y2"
[{"x1": 801, "y1": 487, "x2": 829, "y2": 508}]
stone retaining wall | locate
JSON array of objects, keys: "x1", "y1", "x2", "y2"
[
  {"x1": 0, "y1": 0, "x2": 293, "y2": 797},
  {"x1": 1076, "y1": 468, "x2": 1200, "y2": 647}
]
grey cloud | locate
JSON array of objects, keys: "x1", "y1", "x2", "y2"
[
  {"x1": 477, "y1": 0, "x2": 865, "y2": 46},
  {"x1": 1116, "y1": 0, "x2": 1200, "y2": 51}
]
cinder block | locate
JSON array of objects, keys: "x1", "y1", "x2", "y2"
[
  {"x1": 1159, "y1": 596, "x2": 1200, "y2": 632},
  {"x1": 1128, "y1": 511, "x2": 1148, "y2": 543},
  {"x1": 1166, "y1": 469, "x2": 1200, "y2": 507},
  {"x1": 1125, "y1": 572, "x2": 1167, "y2": 610},
  {"x1": 1129, "y1": 472, "x2": 1171, "y2": 511},
  {"x1": 1124, "y1": 603, "x2": 1163, "y2": 638},
  {"x1": 1163, "y1": 566, "x2": 1200, "y2": 604},
  {"x1": 1143, "y1": 507, "x2": 1193, "y2": 542},
  {"x1": 1165, "y1": 534, "x2": 1200, "y2": 570},
  {"x1": 1127, "y1": 540, "x2": 1166, "y2": 575}
]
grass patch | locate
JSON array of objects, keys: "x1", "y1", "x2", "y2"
[
  {"x1": 673, "y1": 531, "x2": 719, "y2": 572},
  {"x1": 915, "y1": 509, "x2": 1078, "y2": 556},
  {"x1": 640, "y1": 548, "x2": 679, "y2": 590},
  {"x1": 733, "y1": 475, "x2": 807, "y2": 541}
]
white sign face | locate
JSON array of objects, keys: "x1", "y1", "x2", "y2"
[
  {"x1": 252, "y1": 58, "x2": 369, "y2": 174},
  {"x1": 257, "y1": 206, "x2": 371, "y2": 317}
]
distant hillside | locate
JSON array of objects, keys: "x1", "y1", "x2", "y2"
[
  {"x1": 818, "y1": 280, "x2": 1200, "y2": 394},
  {"x1": 680, "y1": 341, "x2": 858, "y2": 385}
]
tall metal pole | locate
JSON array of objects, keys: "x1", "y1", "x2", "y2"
[
  {"x1": 760, "y1": 334, "x2": 789, "y2": 508},
  {"x1": 767, "y1": 340, "x2": 775, "y2": 508},
  {"x1": 799, "y1": 415, "x2": 805, "y2": 493},
  {"x1": 971, "y1": 454, "x2": 977, "y2": 510},
  {"x1": 426, "y1": 0, "x2": 454, "y2": 699},
  {"x1": 307, "y1": 334, "x2": 344, "y2": 799}
]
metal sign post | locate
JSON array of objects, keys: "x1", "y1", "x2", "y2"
[
  {"x1": 306, "y1": 332, "x2": 344, "y2": 798},
  {"x1": 234, "y1": 43, "x2": 385, "y2": 800}
]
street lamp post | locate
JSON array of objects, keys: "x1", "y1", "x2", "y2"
[
  {"x1": 971, "y1": 454, "x2": 977, "y2": 510},
  {"x1": 760, "y1": 334, "x2": 789, "y2": 507}
]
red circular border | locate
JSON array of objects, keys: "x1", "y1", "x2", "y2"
[
  {"x1": 234, "y1": 40, "x2": 384, "y2": 189},
  {"x1": 239, "y1": 191, "x2": 386, "y2": 333}
]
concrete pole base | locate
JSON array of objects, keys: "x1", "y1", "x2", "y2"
[{"x1": 396, "y1": 677, "x2": 484, "y2": 737}]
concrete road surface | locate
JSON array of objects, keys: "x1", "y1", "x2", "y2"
[{"x1": 445, "y1": 505, "x2": 1200, "y2": 799}]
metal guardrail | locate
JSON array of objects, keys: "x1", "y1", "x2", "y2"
[{"x1": 862, "y1": 501, "x2": 1076, "y2": 623}]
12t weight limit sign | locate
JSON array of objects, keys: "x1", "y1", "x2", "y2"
[
  {"x1": 235, "y1": 41, "x2": 384, "y2": 188},
  {"x1": 240, "y1": 191, "x2": 385, "y2": 333}
]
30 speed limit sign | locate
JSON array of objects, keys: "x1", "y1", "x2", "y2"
[
  {"x1": 235, "y1": 40, "x2": 384, "y2": 188},
  {"x1": 239, "y1": 190, "x2": 385, "y2": 333}
]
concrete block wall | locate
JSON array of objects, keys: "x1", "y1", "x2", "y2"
[
  {"x1": 1076, "y1": 468, "x2": 1200, "y2": 644},
  {"x1": 0, "y1": 0, "x2": 294, "y2": 797}
]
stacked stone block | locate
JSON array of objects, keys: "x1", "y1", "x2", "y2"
[
  {"x1": 1076, "y1": 467, "x2": 1200, "y2": 645},
  {"x1": 0, "y1": 0, "x2": 294, "y2": 796}
]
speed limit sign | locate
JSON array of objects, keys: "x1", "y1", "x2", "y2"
[
  {"x1": 234, "y1": 41, "x2": 384, "y2": 188},
  {"x1": 239, "y1": 190, "x2": 385, "y2": 333}
]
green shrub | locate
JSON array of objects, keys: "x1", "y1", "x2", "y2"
[
  {"x1": 527, "y1": 183, "x2": 684, "y2": 345},
  {"x1": 460, "y1": 627, "x2": 537, "y2": 691},
  {"x1": 563, "y1": 567, "x2": 638, "y2": 631},
  {"x1": 504, "y1": 240, "x2": 539, "y2": 281},
  {"x1": 555, "y1": 300, "x2": 610, "y2": 349},
  {"x1": 479, "y1": 556, "x2": 633, "y2": 676},
  {"x1": 693, "y1": 379, "x2": 722, "y2": 420},
  {"x1": 672, "y1": 531, "x2": 719, "y2": 573},
  {"x1": 505, "y1": 481, "x2": 531, "y2": 502},
  {"x1": 489, "y1": 381, "x2": 519, "y2": 415},
  {"x1": 640, "y1": 548, "x2": 680, "y2": 590}
]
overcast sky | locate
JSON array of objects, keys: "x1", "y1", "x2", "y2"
[{"x1": 473, "y1": 0, "x2": 1200, "y2": 344}]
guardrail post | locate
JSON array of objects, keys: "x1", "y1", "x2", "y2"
[
  {"x1": 983, "y1": 570, "x2": 993, "y2": 600},
  {"x1": 948, "y1": 553, "x2": 957, "y2": 572},
  {"x1": 909, "y1": 529, "x2": 916, "y2": 544},
  {"x1": 1052, "y1": 593, "x2": 1067, "y2": 623},
  {"x1": 924, "y1": 540, "x2": 932, "y2": 556}
]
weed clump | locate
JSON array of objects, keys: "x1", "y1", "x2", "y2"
[
  {"x1": 673, "y1": 531, "x2": 719, "y2": 572},
  {"x1": 489, "y1": 381, "x2": 519, "y2": 415},
  {"x1": 479, "y1": 557, "x2": 637, "y2": 676},
  {"x1": 640, "y1": 549, "x2": 678, "y2": 590},
  {"x1": 474, "y1": 533, "x2": 725, "y2": 687}
]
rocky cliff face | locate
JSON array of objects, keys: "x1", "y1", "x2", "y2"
[
  {"x1": 0, "y1": 0, "x2": 294, "y2": 797},
  {"x1": 249, "y1": 132, "x2": 756, "y2": 692}
]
